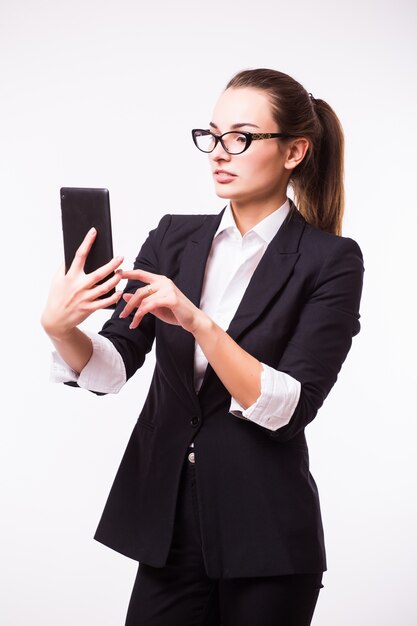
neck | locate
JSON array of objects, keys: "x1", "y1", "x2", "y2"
[{"x1": 230, "y1": 193, "x2": 288, "y2": 235}]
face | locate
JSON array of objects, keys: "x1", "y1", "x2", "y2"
[{"x1": 208, "y1": 87, "x2": 290, "y2": 207}]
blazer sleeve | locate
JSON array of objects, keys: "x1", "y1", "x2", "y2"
[
  {"x1": 98, "y1": 213, "x2": 172, "y2": 381},
  {"x1": 267, "y1": 236, "x2": 364, "y2": 442}
]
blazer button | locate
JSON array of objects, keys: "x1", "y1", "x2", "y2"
[{"x1": 190, "y1": 416, "x2": 200, "y2": 427}]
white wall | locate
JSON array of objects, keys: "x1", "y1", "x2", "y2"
[{"x1": 1, "y1": 0, "x2": 416, "y2": 624}]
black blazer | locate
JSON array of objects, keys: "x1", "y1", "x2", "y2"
[{"x1": 93, "y1": 201, "x2": 364, "y2": 578}]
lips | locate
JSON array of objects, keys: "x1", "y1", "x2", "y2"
[
  {"x1": 214, "y1": 169, "x2": 236, "y2": 176},
  {"x1": 214, "y1": 169, "x2": 237, "y2": 183}
]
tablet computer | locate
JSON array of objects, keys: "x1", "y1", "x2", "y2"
[{"x1": 60, "y1": 187, "x2": 116, "y2": 304}]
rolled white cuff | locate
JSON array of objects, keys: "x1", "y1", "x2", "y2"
[
  {"x1": 50, "y1": 332, "x2": 127, "y2": 394},
  {"x1": 50, "y1": 351, "x2": 79, "y2": 384},
  {"x1": 229, "y1": 362, "x2": 301, "y2": 431}
]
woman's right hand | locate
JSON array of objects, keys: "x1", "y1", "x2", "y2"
[{"x1": 41, "y1": 227, "x2": 124, "y2": 340}]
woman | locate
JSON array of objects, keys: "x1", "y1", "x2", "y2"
[{"x1": 42, "y1": 68, "x2": 364, "y2": 625}]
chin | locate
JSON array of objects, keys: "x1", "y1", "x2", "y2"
[{"x1": 213, "y1": 186, "x2": 231, "y2": 200}]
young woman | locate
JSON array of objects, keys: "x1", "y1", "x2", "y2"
[{"x1": 42, "y1": 68, "x2": 364, "y2": 626}]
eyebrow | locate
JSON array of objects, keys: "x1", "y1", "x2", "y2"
[{"x1": 209, "y1": 121, "x2": 260, "y2": 130}]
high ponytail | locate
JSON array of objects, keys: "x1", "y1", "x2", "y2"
[{"x1": 226, "y1": 69, "x2": 345, "y2": 235}]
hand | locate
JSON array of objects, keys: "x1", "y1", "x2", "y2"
[
  {"x1": 41, "y1": 227, "x2": 124, "y2": 339},
  {"x1": 119, "y1": 269, "x2": 209, "y2": 334}
]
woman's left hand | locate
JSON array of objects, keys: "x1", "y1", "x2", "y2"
[{"x1": 119, "y1": 269, "x2": 208, "y2": 334}]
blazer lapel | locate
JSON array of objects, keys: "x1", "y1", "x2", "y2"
[
  {"x1": 172, "y1": 202, "x2": 306, "y2": 400},
  {"x1": 175, "y1": 210, "x2": 225, "y2": 307},
  {"x1": 174, "y1": 208, "x2": 226, "y2": 400},
  {"x1": 227, "y1": 204, "x2": 305, "y2": 341},
  {"x1": 199, "y1": 203, "x2": 306, "y2": 390}
]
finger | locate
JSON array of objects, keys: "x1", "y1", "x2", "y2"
[
  {"x1": 121, "y1": 269, "x2": 160, "y2": 282},
  {"x1": 119, "y1": 285, "x2": 154, "y2": 318},
  {"x1": 89, "y1": 269, "x2": 124, "y2": 300},
  {"x1": 129, "y1": 297, "x2": 157, "y2": 329},
  {"x1": 119, "y1": 295, "x2": 145, "y2": 319},
  {"x1": 68, "y1": 227, "x2": 97, "y2": 274},
  {"x1": 86, "y1": 255, "x2": 125, "y2": 287},
  {"x1": 88, "y1": 289, "x2": 124, "y2": 312},
  {"x1": 128, "y1": 291, "x2": 173, "y2": 329}
]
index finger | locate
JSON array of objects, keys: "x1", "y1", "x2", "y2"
[
  {"x1": 67, "y1": 227, "x2": 97, "y2": 274},
  {"x1": 121, "y1": 269, "x2": 160, "y2": 282}
]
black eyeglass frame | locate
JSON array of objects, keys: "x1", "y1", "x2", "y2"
[{"x1": 191, "y1": 128, "x2": 295, "y2": 155}]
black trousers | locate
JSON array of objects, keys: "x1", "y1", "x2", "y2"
[{"x1": 125, "y1": 450, "x2": 323, "y2": 626}]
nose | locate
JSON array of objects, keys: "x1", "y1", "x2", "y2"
[{"x1": 210, "y1": 139, "x2": 231, "y2": 163}]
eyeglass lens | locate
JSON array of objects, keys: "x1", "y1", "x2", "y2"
[{"x1": 195, "y1": 131, "x2": 248, "y2": 154}]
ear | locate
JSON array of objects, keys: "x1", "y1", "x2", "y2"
[{"x1": 284, "y1": 138, "x2": 309, "y2": 171}]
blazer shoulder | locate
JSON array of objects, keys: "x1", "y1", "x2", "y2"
[
  {"x1": 300, "y1": 220, "x2": 364, "y2": 264},
  {"x1": 166, "y1": 212, "x2": 216, "y2": 228},
  {"x1": 154, "y1": 212, "x2": 215, "y2": 235},
  {"x1": 152, "y1": 212, "x2": 223, "y2": 249}
]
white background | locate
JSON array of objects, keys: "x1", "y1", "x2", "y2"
[{"x1": 1, "y1": 0, "x2": 416, "y2": 624}]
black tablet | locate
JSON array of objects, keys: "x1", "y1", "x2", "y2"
[{"x1": 60, "y1": 187, "x2": 116, "y2": 303}]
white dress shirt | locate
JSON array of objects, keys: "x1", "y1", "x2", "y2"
[{"x1": 51, "y1": 199, "x2": 301, "y2": 432}]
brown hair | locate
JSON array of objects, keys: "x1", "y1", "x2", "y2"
[{"x1": 226, "y1": 68, "x2": 344, "y2": 235}]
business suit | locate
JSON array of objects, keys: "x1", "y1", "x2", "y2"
[{"x1": 94, "y1": 199, "x2": 364, "y2": 579}]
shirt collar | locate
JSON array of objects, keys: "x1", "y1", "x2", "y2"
[{"x1": 214, "y1": 198, "x2": 291, "y2": 244}]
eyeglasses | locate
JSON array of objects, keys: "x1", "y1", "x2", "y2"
[{"x1": 191, "y1": 128, "x2": 295, "y2": 155}]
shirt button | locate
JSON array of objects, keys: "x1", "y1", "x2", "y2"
[
  {"x1": 190, "y1": 416, "x2": 200, "y2": 427},
  {"x1": 188, "y1": 451, "x2": 195, "y2": 463}
]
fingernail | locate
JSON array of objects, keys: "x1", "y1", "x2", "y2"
[{"x1": 89, "y1": 227, "x2": 96, "y2": 234}]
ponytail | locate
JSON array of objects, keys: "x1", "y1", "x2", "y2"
[
  {"x1": 226, "y1": 69, "x2": 345, "y2": 235},
  {"x1": 291, "y1": 97, "x2": 344, "y2": 235}
]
